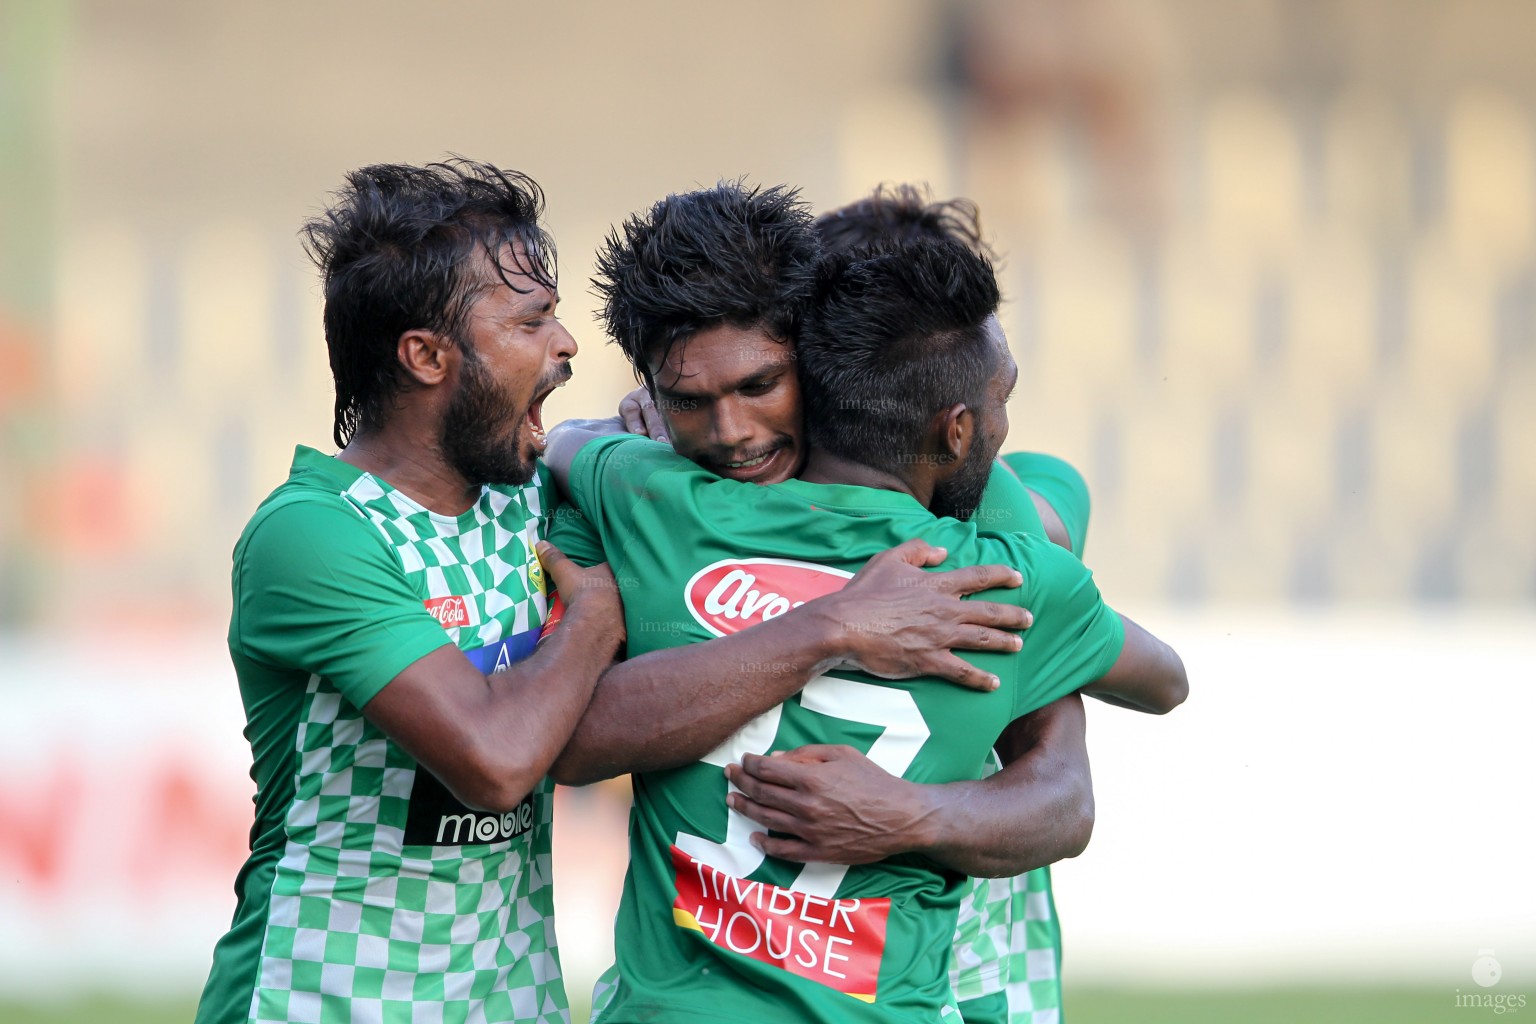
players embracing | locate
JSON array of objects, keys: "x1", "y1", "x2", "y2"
[{"x1": 544, "y1": 181, "x2": 1187, "y2": 1023}]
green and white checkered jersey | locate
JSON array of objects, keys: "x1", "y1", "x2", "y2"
[
  {"x1": 196, "y1": 446, "x2": 567, "y2": 1024},
  {"x1": 949, "y1": 754, "x2": 1063, "y2": 1024},
  {"x1": 950, "y1": 862, "x2": 1062, "y2": 1024},
  {"x1": 557, "y1": 436, "x2": 1123, "y2": 1024}
]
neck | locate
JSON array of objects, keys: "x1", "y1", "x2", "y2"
[
  {"x1": 337, "y1": 422, "x2": 480, "y2": 516},
  {"x1": 797, "y1": 448, "x2": 933, "y2": 509}
]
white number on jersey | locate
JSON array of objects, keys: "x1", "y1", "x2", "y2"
[{"x1": 674, "y1": 674, "x2": 929, "y2": 898}]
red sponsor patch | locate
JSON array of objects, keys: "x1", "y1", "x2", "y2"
[
  {"x1": 671, "y1": 846, "x2": 888, "y2": 1001},
  {"x1": 537, "y1": 594, "x2": 565, "y2": 645},
  {"x1": 684, "y1": 558, "x2": 854, "y2": 638},
  {"x1": 423, "y1": 595, "x2": 471, "y2": 629}
]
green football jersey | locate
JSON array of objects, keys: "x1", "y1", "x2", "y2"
[
  {"x1": 196, "y1": 446, "x2": 569, "y2": 1024},
  {"x1": 562, "y1": 436, "x2": 1123, "y2": 1024}
]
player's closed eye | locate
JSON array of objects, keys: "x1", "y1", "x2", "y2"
[{"x1": 741, "y1": 377, "x2": 777, "y2": 396}]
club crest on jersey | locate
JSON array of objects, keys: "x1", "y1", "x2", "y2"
[
  {"x1": 684, "y1": 558, "x2": 854, "y2": 637},
  {"x1": 424, "y1": 594, "x2": 473, "y2": 629}
]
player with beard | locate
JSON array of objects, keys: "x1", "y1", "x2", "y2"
[
  {"x1": 194, "y1": 159, "x2": 629, "y2": 1024},
  {"x1": 812, "y1": 184, "x2": 1099, "y2": 1024},
  {"x1": 545, "y1": 235, "x2": 1185, "y2": 1023},
  {"x1": 198, "y1": 162, "x2": 1035, "y2": 1024}
]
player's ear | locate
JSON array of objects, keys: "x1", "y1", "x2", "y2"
[
  {"x1": 398, "y1": 329, "x2": 455, "y2": 387},
  {"x1": 939, "y1": 403, "x2": 975, "y2": 462}
]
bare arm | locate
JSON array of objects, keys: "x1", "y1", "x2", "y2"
[
  {"x1": 550, "y1": 540, "x2": 1034, "y2": 785},
  {"x1": 1080, "y1": 614, "x2": 1188, "y2": 714},
  {"x1": 363, "y1": 541, "x2": 624, "y2": 811},
  {"x1": 723, "y1": 694, "x2": 1093, "y2": 876},
  {"x1": 1029, "y1": 488, "x2": 1072, "y2": 550}
]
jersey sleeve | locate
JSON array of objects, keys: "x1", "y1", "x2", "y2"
[
  {"x1": 230, "y1": 494, "x2": 455, "y2": 709},
  {"x1": 1001, "y1": 452, "x2": 1092, "y2": 558},
  {"x1": 974, "y1": 458, "x2": 1048, "y2": 538},
  {"x1": 565, "y1": 434, "x2": 701, "y2": 541},
  {"x1": 1006, "y1": 536, "x2": 1125, "y2": 718},
  {"x1": 545, "y1": 499, "x2": 608, "y2": 569}
]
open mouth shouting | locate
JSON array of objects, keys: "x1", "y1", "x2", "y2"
[{"x1": 526, "y1": 372, "x2": 569, "y2": 453}]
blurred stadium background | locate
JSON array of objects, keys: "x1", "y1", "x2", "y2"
[{"x1": 1, "y1": 0, "x2": 1532, "y2": 1021}]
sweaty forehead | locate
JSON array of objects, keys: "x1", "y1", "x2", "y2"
[
  {"x1": 651, "y1": 324, "x2": 794, "y2": 396},
  {"x1": 467, "y1": 244, "x2": 556, "y2": 307}
]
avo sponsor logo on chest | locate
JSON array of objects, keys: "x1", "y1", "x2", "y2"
[
  {"x1": 670, "y1": 846, "x2": 890, "y2": 1002},
  {"x1": 685, "y1": 558, "x2": 854, "y2": 637}
]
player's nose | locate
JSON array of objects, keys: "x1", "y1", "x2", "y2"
[
  {"x1": 551, "y1": 320, "x2": 577, "y2": 361},
  {"x1": 711, "y1": 399, "x2": 757, "y2": 449}
]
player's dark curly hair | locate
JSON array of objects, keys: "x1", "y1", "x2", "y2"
[
  {"x1": 798, "y1": 236, "x2": 1002, "y2": 470},
  {"x1": 813, "y1": 183, "x2": 997, "y2": 261},
  {"x1": 592, "y1": 181, "x2": 822, "y2": 389},
  {"x1": 301, "y1": 158, "x2": 557, "y2": 448}
]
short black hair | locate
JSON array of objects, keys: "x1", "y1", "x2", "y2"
[
  {"x1": 592, "y1": 182, "x2": 822, "y2": 388},
  {"x1": 301, "y1": 158, "x2": 556, "y2": 448},
  {"x1": 813, "y1": 183, "x2": 995, "y2": 260},
  {"x1": 798, "y1": 236, "x2": 1002, "y2": 471}
]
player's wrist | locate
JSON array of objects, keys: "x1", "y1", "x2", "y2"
[
  {"x1": 893, "y1": 778, "x2": 945, "y2": 856},
  {"x1": 778, "y1": 594, "x2": 860, "y2": 673}
]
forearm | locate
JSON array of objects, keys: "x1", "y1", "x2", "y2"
[
  {"x1": 365, "y1": 599, "x2": 623, "y2": 814},
  {"x1": 463, "y1": 604, "x2": 625, "y2": 806},
  {"x1": 550, "y1": 604, "x2": 843, "y2": 784},
  {"x1": 727, "y1": 696, "x2": 1094, "y2": 875},
  {"x1": 913, "y1": 765, "x2": 1094, "y2": 877},
  {"x1": 1083, "y1": 614, "x2": 1189, "y2": 715},
  {"x1": 909, "y1": 698, "x2": 1095, "y2": 876}
]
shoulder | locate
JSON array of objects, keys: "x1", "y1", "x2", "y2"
[
  {"x1": 233, "y1": 482, "x2": 397, "y2": 588},
  {"x1": 238, "y1": 484, "x2": 368, "y2": 553},
  {"x1": 570, "y1": 434, "x2": 722, "y2": 509},
  {"x1": 973, "y1": 529, "x2": 1088, "y2": 591},
  {"x1": 578, "y1": 434, "x2": 697, "y2": 478}
]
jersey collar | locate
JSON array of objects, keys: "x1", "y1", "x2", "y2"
[{"x1": 290, "y1": 445, "x2": 366, "y2": 490}]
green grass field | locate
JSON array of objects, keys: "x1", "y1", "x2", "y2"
[{"x1": 2, "y1": 987, "x2": 1463, "y2": 1024}]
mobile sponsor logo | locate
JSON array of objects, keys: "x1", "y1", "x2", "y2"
[
  {"x1": 684, "y1": 558, "x2": 854, "y2": 637},
  {"x1": 671, "y1": 846, "x2": 889, "y2": 1002},
  {"x1": 424, "y1": 595, "x2": 473, "y2": 629},
  {"x1": 402, "y1": 771, "x2": 538, "y2": 847},
  {"x1": 433, "y1": 796, "x2": 537, "y2": 845}
]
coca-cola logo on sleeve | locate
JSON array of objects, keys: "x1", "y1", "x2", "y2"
[
  {"x1": 423, "y1": 595, "x2": 473, "y2": 629},
  {"x1": 684, "y1": 558, "x2": 854, "y2": 637}
]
